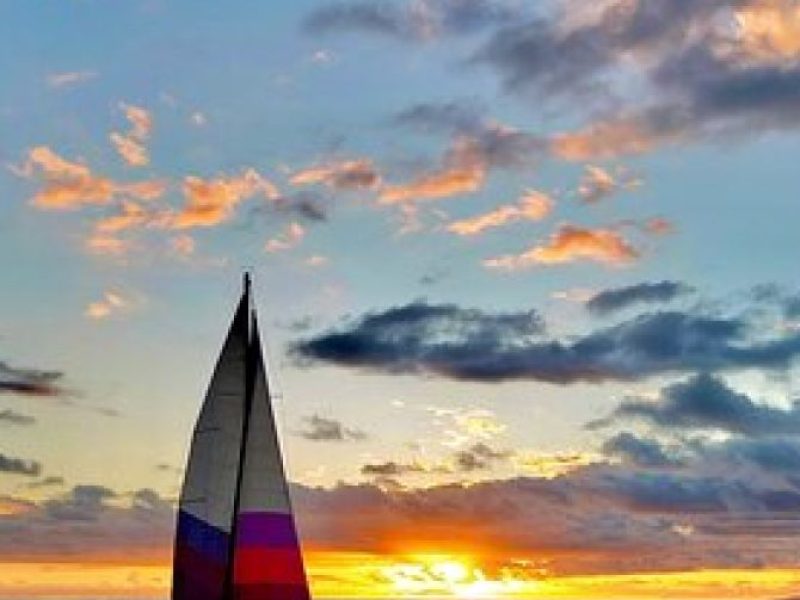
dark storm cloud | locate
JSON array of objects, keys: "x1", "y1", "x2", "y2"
[
  {"x1": 0, "y1": 361, "x2": 65, "y2": 397},
  {"x1": 297, "y1": 414, "x2": 368, "y2": 442},
  {"x1": 586, "y1": 281, "x2": 694, "y2": 316},
  {"x1": 303, "y1": 0, "x2": 520, "y2": 41},
  {"x1": 607, "y1": 373, "x2": 800, "y2": 436},
  {"x1": 0, "y1": 409, "x2": 36, "y2": 426},
  {"x1": 0, "y1": 453, "x2": 41, "y2": 477},
  {"x1": 293, "y1": 303, "x2": 800, "y2": 384},
  {"x1": 601, "y1": 432, "x2": 685, "y2": 469}
]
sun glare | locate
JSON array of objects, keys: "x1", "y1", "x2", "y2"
[{"x1": 381, "y1": 554, "x2": 535, "y2": 597}]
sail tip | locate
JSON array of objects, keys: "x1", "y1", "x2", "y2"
[{"x1": 243, "y1": 271, "x2": 252, "y2": 296}]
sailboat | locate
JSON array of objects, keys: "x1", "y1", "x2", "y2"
[{"x1": 172, "y1": 274, "x2": 310, "y2": 600}]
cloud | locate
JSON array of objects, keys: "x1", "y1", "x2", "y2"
[
  {"x1": 446, "y1": 190, "x2": 553, "y2": 236},
  {"x1": 0, "y1": 409, "x2": 36, "y2": 426},
  {"x1": 379, "y1": 138, "x2": 487, "y2": 204},
  {"x1": 85, "y1": 291, "x2": 130, "y2": 320},
  {"x1": 290, "y1": 159, "x2": 381, "y2": 191},
  {"x1": 0, "y1": 361, "x2": 65, "y2": 397},
  {"x1": 483, "y1": 224, "x2": 639, "y2": 270},
  {"x1": 109, "y1": 133, "x2": 148, "y2": 168},
  {"x1": 0, "y1": 484, "x2": 173, "y2": 562},
  {"x1": 26, "y1": 476, "x2": 66, "y2": 490},
  {"x1": 586, "y1": 281, "x2": 694, "y2": 315},
  {"x1": 119, "y1": 103, "x2": 152, "y2": 141},
  {"x1": 601, "y1": 432, "x2": 686, "y2": 469},
  {"x1": 294, "y1": 303, "x2": 800, "y2": 384},
  {"x1": 265, "y1": 222, "x2": 306, "y2": 253},
  {"x1": 361, "y1": 461, "x2": 426, "y2": 477},
  {"x1": 380, "y1": 125, "x2": 543, "y2": 204},
  {"x1": 109, "y1": 103, "x2": 153, "y2": 167},
  {"x1": 45, "y1": 71, "x2": 97, "y2": 89},
  {"x1": 0, "y1": 453, "x2": 41, "y2": 477},
  {"x1": 169, "y1": 169, "x2": 278, "y2": 229},
  {"x1": 297, "y1": 415, "x2": 368, "y2": 442},
  {"x1": 452, "y1": 442, "x2": 511, "y2": 472},
  {"x1": 577, "y1": 165, "x2": 641, "y2": 203},
  {"x1": 15, "y1": 146, "x2": 166, "y2": 211},
  {"x1": 603, "y1": 373, "x2": 800, "y2": 437},
  {"x1": 303, "y1": 0, "x2": 520, "y2": 42}
]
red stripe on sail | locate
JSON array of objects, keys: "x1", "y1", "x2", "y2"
[
  {"x1": 233, "y1": 583, "x2": 311, "y2": 600},
  {"x1": 234, "y1": 547, "x2": 307, "y2": 585}
]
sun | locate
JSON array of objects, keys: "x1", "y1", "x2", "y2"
[{"x1": 380, "y1": 553, "x2": 536, "y2": 598}]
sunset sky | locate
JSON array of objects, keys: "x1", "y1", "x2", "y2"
[{"x1": 4, "y1": 0, "x2": 800, "y2": 598}]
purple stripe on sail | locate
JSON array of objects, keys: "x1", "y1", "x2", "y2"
[{"x1": 235, "y1": 511, "x2": 299, "y2": 548}]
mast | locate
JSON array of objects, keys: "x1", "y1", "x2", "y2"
[{"x1": 223, "y1": 273, "x2": 255, "y2": 599}]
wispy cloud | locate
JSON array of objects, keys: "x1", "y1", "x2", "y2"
[
  {"x1": 586, "y1": 281, "x2": 694, "y2": 316},
  {"x1": 0, "y1": 409, "x2": 36, "y2": 427},
  {"x1": 15, "y1": 146, "x2": 166, "y2": 211},
  {"x1": 297, "y1": 415, "x2": 368, "y2": 442},
  {"x1": 85, "y1": 291, "x2": 131, "y2": 320},
  {"x1": 303, "y1": 0, "x2": 521, "y2": 42},
  {"x1": 45, "y1": 71, "x2": 97, "y2": 89},
  {"x1": 446, "y1": 189, "x2": 553, "y2": 236},
  {"x1": 0, "y1": 361, "x2": 65, "y2": 398},
  {"x1": 169, "y1": 169, "x2": 278, "y2": 229},
  {"x1": 0, "y1": 453, "x2": 41, "y2": 477},
  {"x1": 577, "y1": 165, "x2": 641, "y2": 203},
  {"x1": 484, "y1": 224, "x2": 639, "y2": 270},
  {"x1": 265, "y1": 222, "x2": 306, "y2": 253},
  {"x1": 290, "y1": 158, "x2": 381, "y2": 191},
  {"x1": 110, "y1": 103, "x2": 153, "y2": 167}
]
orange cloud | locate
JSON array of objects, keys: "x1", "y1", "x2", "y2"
[
  {"x1": 170, "y1": 234, "x2": 196, "y2": 257},
  {"x1": 265, "y1": 222, "x2": 306, "y2": 252},
  {"x1": 94, "y1": 201, "x2": 148, "y2": 234},
  {"x1": 168, "y1": 169, "x2": 278, "y2": 229},
  {"x1": 446, "y1": 190, "x2": 553, "y2": 236},
  {"x1": 577, "y1": 165, "x2": 642, "y2": 203},
  {"x1": 119, "y1": 103, "x2": 152, "y2": 141},
  {"x1": 552, "y1": 117, "x2": 678, "y2": 161},
  {"x1": 290, "y1": 159, "x2": 381, "y2": 190},
  {"x1": 84, "y1": 234, "x2": 131, "y2": 257},
  {"x1": 85, "y1": 292, "x2": 128, "y2": 320},
  {"x1": 17, "y1": 147, "x2": 166, "y2": 211},
  {"x1": 379, "y1": 137, "x2": 487, "y2": 204},
  {"x1": 109, "y1": 133, "x2": 148, "y2": 168},
  {"x1": 735, "y1": 0, "x2": 800, "y2": 62},
  {"x1": 484, "y1": 224, "x2": 639, "y2": 270},
  {"x1": 110, "y1": 103, "x2": 152, "y2": 167}
]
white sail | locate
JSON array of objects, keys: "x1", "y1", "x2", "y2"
[
  {"x1": 230, "y1": 316, "x2": 310, "y2": 600},
  {"x1": 173, "y1": 286, "x2": 250, "y2": 600}
]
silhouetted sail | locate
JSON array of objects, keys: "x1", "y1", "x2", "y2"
[
  {"x1": 231, "y1": 316, "x2": 310, "y2": 600},
  {"x1": 173, "y1": 286, "x2": 250, "y2": 600},
  {"x1": 172, "y1": 277, "x2": 310, "y2": 600}
]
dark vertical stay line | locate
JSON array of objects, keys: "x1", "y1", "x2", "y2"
[{"x1": 223, "y1": 277, "x2": 255, "y2": 600}]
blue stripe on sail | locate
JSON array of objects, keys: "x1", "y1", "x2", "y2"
[{"x1": 176, "y1": 510, "x2": 229, "y2": 564}]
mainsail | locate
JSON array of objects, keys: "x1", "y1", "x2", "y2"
[{"x1": 173, "y1": 276, "x2": 310, "y2": 600}]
